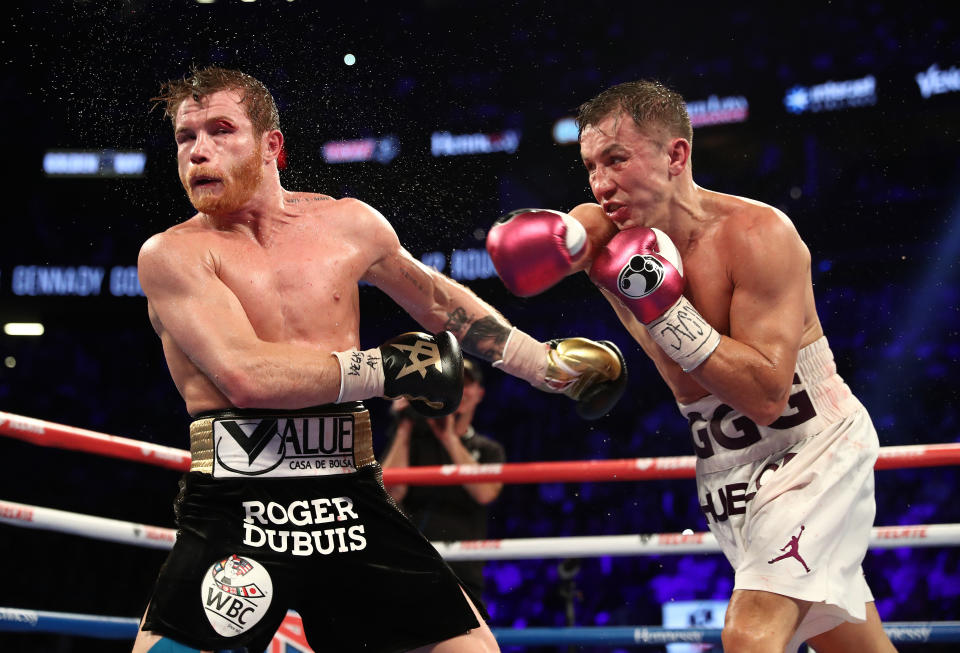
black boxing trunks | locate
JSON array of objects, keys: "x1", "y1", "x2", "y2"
[{"x1": 142, "y1": 403, "x2": 483, "y2": 652}]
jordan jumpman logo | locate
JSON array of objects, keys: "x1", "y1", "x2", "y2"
[{"x1": 767, "y1": 525, "x2": 810, "y2": 573}]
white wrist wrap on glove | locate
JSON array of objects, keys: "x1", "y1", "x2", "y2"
[
  {"x1": 646, "y1": 295, "x2": 721, "y2": 372},
  {"x1": 332, "y1": 348, "x2": 385, "y2": 403},
  {"x1": 491, "y1": 327, "x2": 551, "y2": 389}
]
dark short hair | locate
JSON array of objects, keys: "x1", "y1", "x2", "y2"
[
  {"x1": 151, "y1": 66, "x2": 280, "y2": 135},
  {"x1": 576, "y1": 80, "x2": 693, "y2": 144},
  {"x1": 463, "y1": 357, "x2": 483, "y2": 386}
]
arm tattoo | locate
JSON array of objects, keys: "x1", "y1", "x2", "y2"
[
  {"x1": 402, "y1": 268, "x2": 428, "y2": 294},
  {"x1": 443, "y1": 307, "x2": 473, "y2": 338},
  {"x1": 461, "y1": 315, "x2": 511, "y2": 362}
]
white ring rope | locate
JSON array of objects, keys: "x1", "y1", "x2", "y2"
[{"x1": 3, "y1": 499, "x2": 957, "y2": 561}]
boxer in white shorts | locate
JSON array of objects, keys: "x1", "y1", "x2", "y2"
[
  {"x1": 486, "y1": 79, "x2": 896, "y2": 651},
  {"x1": 682, "y1": 336, "x2": 880, "y2": 652}
]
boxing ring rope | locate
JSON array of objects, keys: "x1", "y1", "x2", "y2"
[
  {"x1": 0, "y1": 410, "x2": 190, "y2": 472},
  {"x1": 3, "y1": 409, "x2": 960, "y2": 484},
  {"x1": 4, "y1": 409, "x2": 960, "y2": 646},
  {"x1": 2, "y1": 606, "x2": 959, "y2": 646},
  {"x1": 3, "y1": 499, "x2": 958, "y2": 559}
]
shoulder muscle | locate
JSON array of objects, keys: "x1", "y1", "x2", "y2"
[{"x1": 723, "y1": 204, "x2": 809, "y2": 289}]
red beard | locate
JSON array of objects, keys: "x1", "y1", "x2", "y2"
[{"x1": 182, "y1": 144, "x2": 264, "y2": 216}]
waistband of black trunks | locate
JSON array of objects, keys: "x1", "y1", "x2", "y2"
[{"x1": 188, "y1": 402, "x2": 374, "y2": 475}]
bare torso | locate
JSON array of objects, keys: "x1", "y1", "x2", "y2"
[
  {"x1": 577, "y1": 188, "x2": 823, "y2": 405},
  {"x1": 148, "y1": 192, "x2": 380, "y2": 414}
]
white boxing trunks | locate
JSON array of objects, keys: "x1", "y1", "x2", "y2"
[{"x1": 678, "y1": 336, "x2": 879, "y2": 649}]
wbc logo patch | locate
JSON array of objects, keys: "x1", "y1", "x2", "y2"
[{"x1": 201, "y1": 554, "x2": 274, "y2": 637}]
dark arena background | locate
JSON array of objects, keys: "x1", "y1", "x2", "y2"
[{"x1": 2, "y1": 1, "x2": 959, "y2": 651}]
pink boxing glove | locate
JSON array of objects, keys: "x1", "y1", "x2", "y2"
[
  {"x1": 590, "y1": 227, "x2": 720, "y2": 371},
  {"x1": 486, "y1": 209, "x2": 587, "y2": 297},
  {"x1": 588, "y1": 227, "x2": 685, "y2": 323}
]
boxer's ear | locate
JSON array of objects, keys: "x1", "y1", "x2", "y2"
[
  {"x1": 666, "y1": 137, "x2": 690, "y2": 177},
  {"x1": 263, "y1": 129, "x2": 284, "y2": 165}
]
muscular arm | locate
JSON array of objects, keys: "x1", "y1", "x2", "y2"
[
  {"x1": 371, "y1": 203, "x2": 614, "y2": 361},
  {"x1": 567, "y1": 202, "x2": 619, "y2": 272},
  {"x1": 361, "y1": 209, "x2": 515, "y2": 362},
  {"x1": 686, "y1": 210, "x2": 810, "y2": 424},
  {"x1": 138, "y1": 234, "x2": 342, "y2": 411}
]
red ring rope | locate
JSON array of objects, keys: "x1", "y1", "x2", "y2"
[{"x1": 2, "y1": 410, "x2": 958, "y2": 485}]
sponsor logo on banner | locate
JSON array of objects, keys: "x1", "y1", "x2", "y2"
[
  {"x1": 657, "y1": 456, "x2": 691, "y2": 470},
  {"x1": 1, "y1": 417, "x2": 45, "y2": 435},
  {"x1": 0, "y1": 608, "x2": 41, "y2": 627},
  {"x1": 43, "y1": 150, "x2": 146, "y2": 177},
  {"x1": 140, "y1": 446, "x2": 188, "y2": 464},
  {"x1": 450, "y1": 248, "x2": 497, "y2": 281},
  {"x1": 686, "y1": 95, "x2": 749, "y2": 127},
  {"x1": 457, "y1": 463, "x2": 502, "y2": 475},
  {"x1": 410, "y1": 248, "x2": 500, "y2": 281},
  {"x1": 460, "y1": 540, "x2": 502, "y2": 550},
  {"x1": 201, "y1": 554, "x2": 273, "y2": 637},
  {"x1": 784, "y1": 75, "x2": 877, "y2": 114},
  {"x1": 659, "y1": 532, "x2": 706, "y2": 546},
  {"x1": 213, "y1": 416, "x2": 356, "y2": 478},
  {"x1": 11, "y1": 265, "x2": 106, "y2": 297},
  {"x1": 632, "y1": 627, "x2": 704, "y2": 644},
  {"x1": 109, "y1": 265, "x2": 145, "y2": 296},
  {"x1": 884, "y1": 625, "x2": 933, "y2": 642},
  {"x1": 439, "y1": 463, "x2": 502, "y2": 476},
  {"x1": 132, "y1": 525, "x2": 176, "y2": 543},
  {"x1": 875, "y1": 525, "x2": 928, "y2": 540},
  {"x1": 14, "y1": 418, "x2": 45, "y2": 434},
  {"x1": 322, "y1": 136, "x2": 399, "y2": 164},
  {"x1": 431, "y1": 130, "x2": 521, "y2": 156},
  {"x1": 915, "y1": 63, "x2": 960, "y2": 98},
  {"x1": 0, "y1": 504, "x2": 35, "y2": 522}
]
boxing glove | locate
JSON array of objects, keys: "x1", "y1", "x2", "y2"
[
  {"x1": 486, "y1": 208, "x2": 587, "y2": 296},
  {"x1": 493, "y1": 328, "x2": 627, "y2": 419},
  {"x1": 589, "y1": 227, "x2": 720, "y2": 372},
  {"x1": 333, "y1": 331, "x2": 463, "y2": 416},
  {"x1": 547, "y1": 337, "x2": 628, "y2": 419}
]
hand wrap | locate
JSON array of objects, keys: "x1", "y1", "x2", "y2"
[
  {"x1": 334, "y1": 331, "x2": 464, "y2": 415},
  {"x1": 493, "y1": 328, "x2": 627, "y2": 419},
  {"x1": 590, "y1": 226, "x2": 719, "y2": 371}
]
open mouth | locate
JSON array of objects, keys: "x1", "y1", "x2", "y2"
[
  {"x1": 191, "y1": 176, "x2": 222, "y2": 190},
  {"x1": 604, "y1": 203, "x2": 628, "y2": 220}
]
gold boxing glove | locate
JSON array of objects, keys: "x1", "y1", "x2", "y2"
[
  {"x1": 493, "y1": 328, "x2": 628, "y2": 419},
  {"x1": 543, "y1": 338, "x2": 627, "y2": 419}
]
